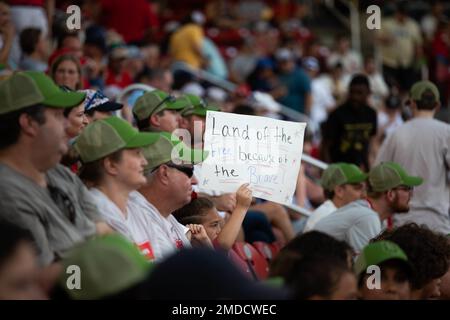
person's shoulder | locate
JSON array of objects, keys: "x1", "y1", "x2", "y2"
[
  {"x1": 336, "y1": 200, "x2": 370, "y2": 214},
  {"x1": 0, "y1": 164, "x2": 38, "y2": 196},
  {"x1": 429, "y1": 118, "x2": 450, "y2": 130},
  {"x1": 361, "y1": 104, "x2": 377, "y2": 115},
  {"x1": 47, "y1": 164, "x2": 77, "y2": 183}
]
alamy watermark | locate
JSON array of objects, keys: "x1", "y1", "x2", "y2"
[
  {"x1": 66, "y1": 5, "x2": 81, "y2": 31},
  {"x1": 66, "y1": 265, "x2": 81, "y2": 290}
]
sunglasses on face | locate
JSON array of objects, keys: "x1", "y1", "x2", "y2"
[{"x1": 152, "y1": 162, "x2": 194, "y2": 178}]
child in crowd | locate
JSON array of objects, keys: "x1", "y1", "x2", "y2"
[{"x1": 173, "y1": 183, "x2": 253, "y2": 250}]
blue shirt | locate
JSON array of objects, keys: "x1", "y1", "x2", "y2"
[{"x1": 277, "y1": 68, "x2": 311, "y2": 113}]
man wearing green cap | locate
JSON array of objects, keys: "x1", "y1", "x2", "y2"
[
  {"x1": 304, "y1": 163, "x2": 367, "y2": 232},
  {"x1": 179, "y1": 93, "x2": 219, "y2": 148},
  {"x1": 129, "y1": 135, "x2": 211, "y2": 260},
  {"x1": 75, "y1": 116, "x2": 162, "y2": 261},
  {"x1": 376, "y1": 80, "x2": 450, "y2": 234},
  {"x1": 55, "y1": 234, "x2": 153, "y2": 299},
  {"x1": 313, "y1": 161, "x2": 422, "y2": 254},
  {"x1": 133, "y1": 89, "x2": 189, "y2": 133},
  {"x1": 0, "y1": 71, "x2": 105, "y2": 265},
  {"x1": 355, "y1": 240, "x2": 413, "y2": 300}
]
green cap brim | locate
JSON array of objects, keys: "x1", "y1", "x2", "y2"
[
  {"x1": 160, "y1": 131, "x2": 208, "y2": 164},
  {"x1": 44, "y1": 91, "x2": 86, "y2": 108},
  {"x1": 126, "y1": 132, "x2": 161, "y2": 148},
  {"x1": 169, "y1": 99, "x2": 191, "y2": 110},
  {"x1": 403, "y1": 175, "x2": 423, "y2": 187},
  {"x1": 179, "y1": 147, "x2": 209, "y2": 164},
  {"x1": 346, "y1": 173, "x2": 368, "y2": 184}
]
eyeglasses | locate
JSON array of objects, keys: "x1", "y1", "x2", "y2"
[
  {"x1": 152, "y1": 162, "x2": 194, "y2": 178},
  {"x1": 48, "y1": 185, "x2": 76, "y2": 223}
]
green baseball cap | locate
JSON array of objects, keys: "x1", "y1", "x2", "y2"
[
  {"x1": 74, "y1": 116, "x2": 160, "y2": 163},
  {"x1": 0, "y1": 71, "x2": 86, "y2": 115},
  {"x1": 133, "y1": 90, "x2": 189, "y2": 122},
  {"x1": 410, "y1": 80, "x2": 440, "y2": 101},
  {"x1": 320, "y1": 163, "x2": 367, "y2": 191},
  {"x1": 59, "y1": 234, "x2": 153, "y2": 300},
  {"x1": 369, "y1": 162, "x2": 423, "y2": 192},
  {"x1": 180, "y1": 94, "x2": 220, "y2": 117},
  {"x1": 354, "y1": 240, "x2": 411, "y2": 278},
  {"x1": 142, "y1": 133, "x2": 208, "y2": 173}
]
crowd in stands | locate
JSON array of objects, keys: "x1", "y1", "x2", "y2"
[{"x1": 0, "y1": 0, "x2": 450, "y2": 300}]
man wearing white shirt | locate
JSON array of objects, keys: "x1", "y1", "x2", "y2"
[
  {"x1": 313, "y1": 162, "x2": 423, "y2": 254},
  {"x1": 133, "y1": 135, "x2": 210, "y2": 260},
  {"x1": 304, "y1": 163, "x2": 367, "y2": 232}
]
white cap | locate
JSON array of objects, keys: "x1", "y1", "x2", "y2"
[
  {"x1": 251, "y1": 91, "x2": 282, "y2": 112},
  {"x1": 275, "y1": 48, "x2": 294, "y2": 61},
  {"x1": 182, "y1": 82, "x2": 205, "y2": 97},
  {"x1": 207, "y1": 87, "x2": 227, "y2": 103}
]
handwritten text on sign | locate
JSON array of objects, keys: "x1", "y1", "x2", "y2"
[{"x1": 200, "y1": 111, "x2": 306, "y2": 205}]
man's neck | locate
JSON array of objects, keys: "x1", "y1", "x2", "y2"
[
  {"x1": 138, "y1": 184, "x2": 175, "y2": 218},
  {"x1": 413, "y1": 110, "x2": 435, "y2": 119},
  {"x1": 0, "y1": 146, "x2": 47, "y2": 187},
  {"x1": 367, "y1": 196, "x2": 392, "y2": 221},
  {"x1": 97, "y1": 181, "x2": 131, "y2": 217},
  {"x1": 332, "y1": 197, "x2": 346, "y2": 209}
]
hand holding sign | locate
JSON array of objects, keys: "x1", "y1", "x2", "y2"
[{"x1": 236, "y1": 183, "x2": 253, "y2": 211}]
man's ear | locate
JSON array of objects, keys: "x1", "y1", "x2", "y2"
[
  {"x1": 334, "y1": 185, "x2": 345, "y2": 200},
  {"x1": 18, "y1": 113, "x2": 40, "y2": 137},
  {"x1": 156, "y1": 165, "x2": 171, "y2": 186},
  {"x1": 385, "y1": 189, "x2": 396, "y2": 203},
  {"x1": 102, "y1": 156, "x2": 119, "y2": 177},
  {"x1": 149, "y1": 114, "x2": 160, "y2": 128},
  {"x1": 178, "y1": 116, "x2": 189, "y2": 129}
]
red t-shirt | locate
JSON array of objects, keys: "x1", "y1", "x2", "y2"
[
  {"x1": 105, "y1": 68, "x2": 133, "y2": 88},
  {"x1": 100, "y1": 0, "x2": 158, "y2": 43},
  {"x1": 8, "y1": 0, "x2": 44, "y2": 6}
]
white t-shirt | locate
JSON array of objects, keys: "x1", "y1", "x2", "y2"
[
  {"x1": 128, "y1": 191, "x2": 191, "y2": 261},
  {"x1": 375, "y1": 118, "x2": 450, "y2": 234},
  {"x1": 304, "y1": 200, "x2": 337, "y2": 232},
  {"x1": 312, "y1": 200, "x2": 382, "y2": 254},
  {"x1": 89, "y1": 188, "x2": 160, "y2": 261},
  {"x1": 310, "y1": 78, "x2": 336, "y2": 130},
  {"x1": 377, "y1": 111, "x2": 404, "y2": 138}
]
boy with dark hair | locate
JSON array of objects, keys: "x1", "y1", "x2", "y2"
[
  {"x1": 355, "y1": 240, "x2": 413, "y2": 300},
  {"x1": 269, "y1": 231, "x2": 353, "y2": 280},
  {"x1": 321, "y1": 74, "x2": 377, "y2": 170},
  {"x1": 376, "y1": 80, "x2": 450, "y2": 234},
  {"x1": 289, "y1": 255, "x2": 357, "y2": 300},
  {"x1": 375, "y1": 223, "x2": 450, "y2": 299}
]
